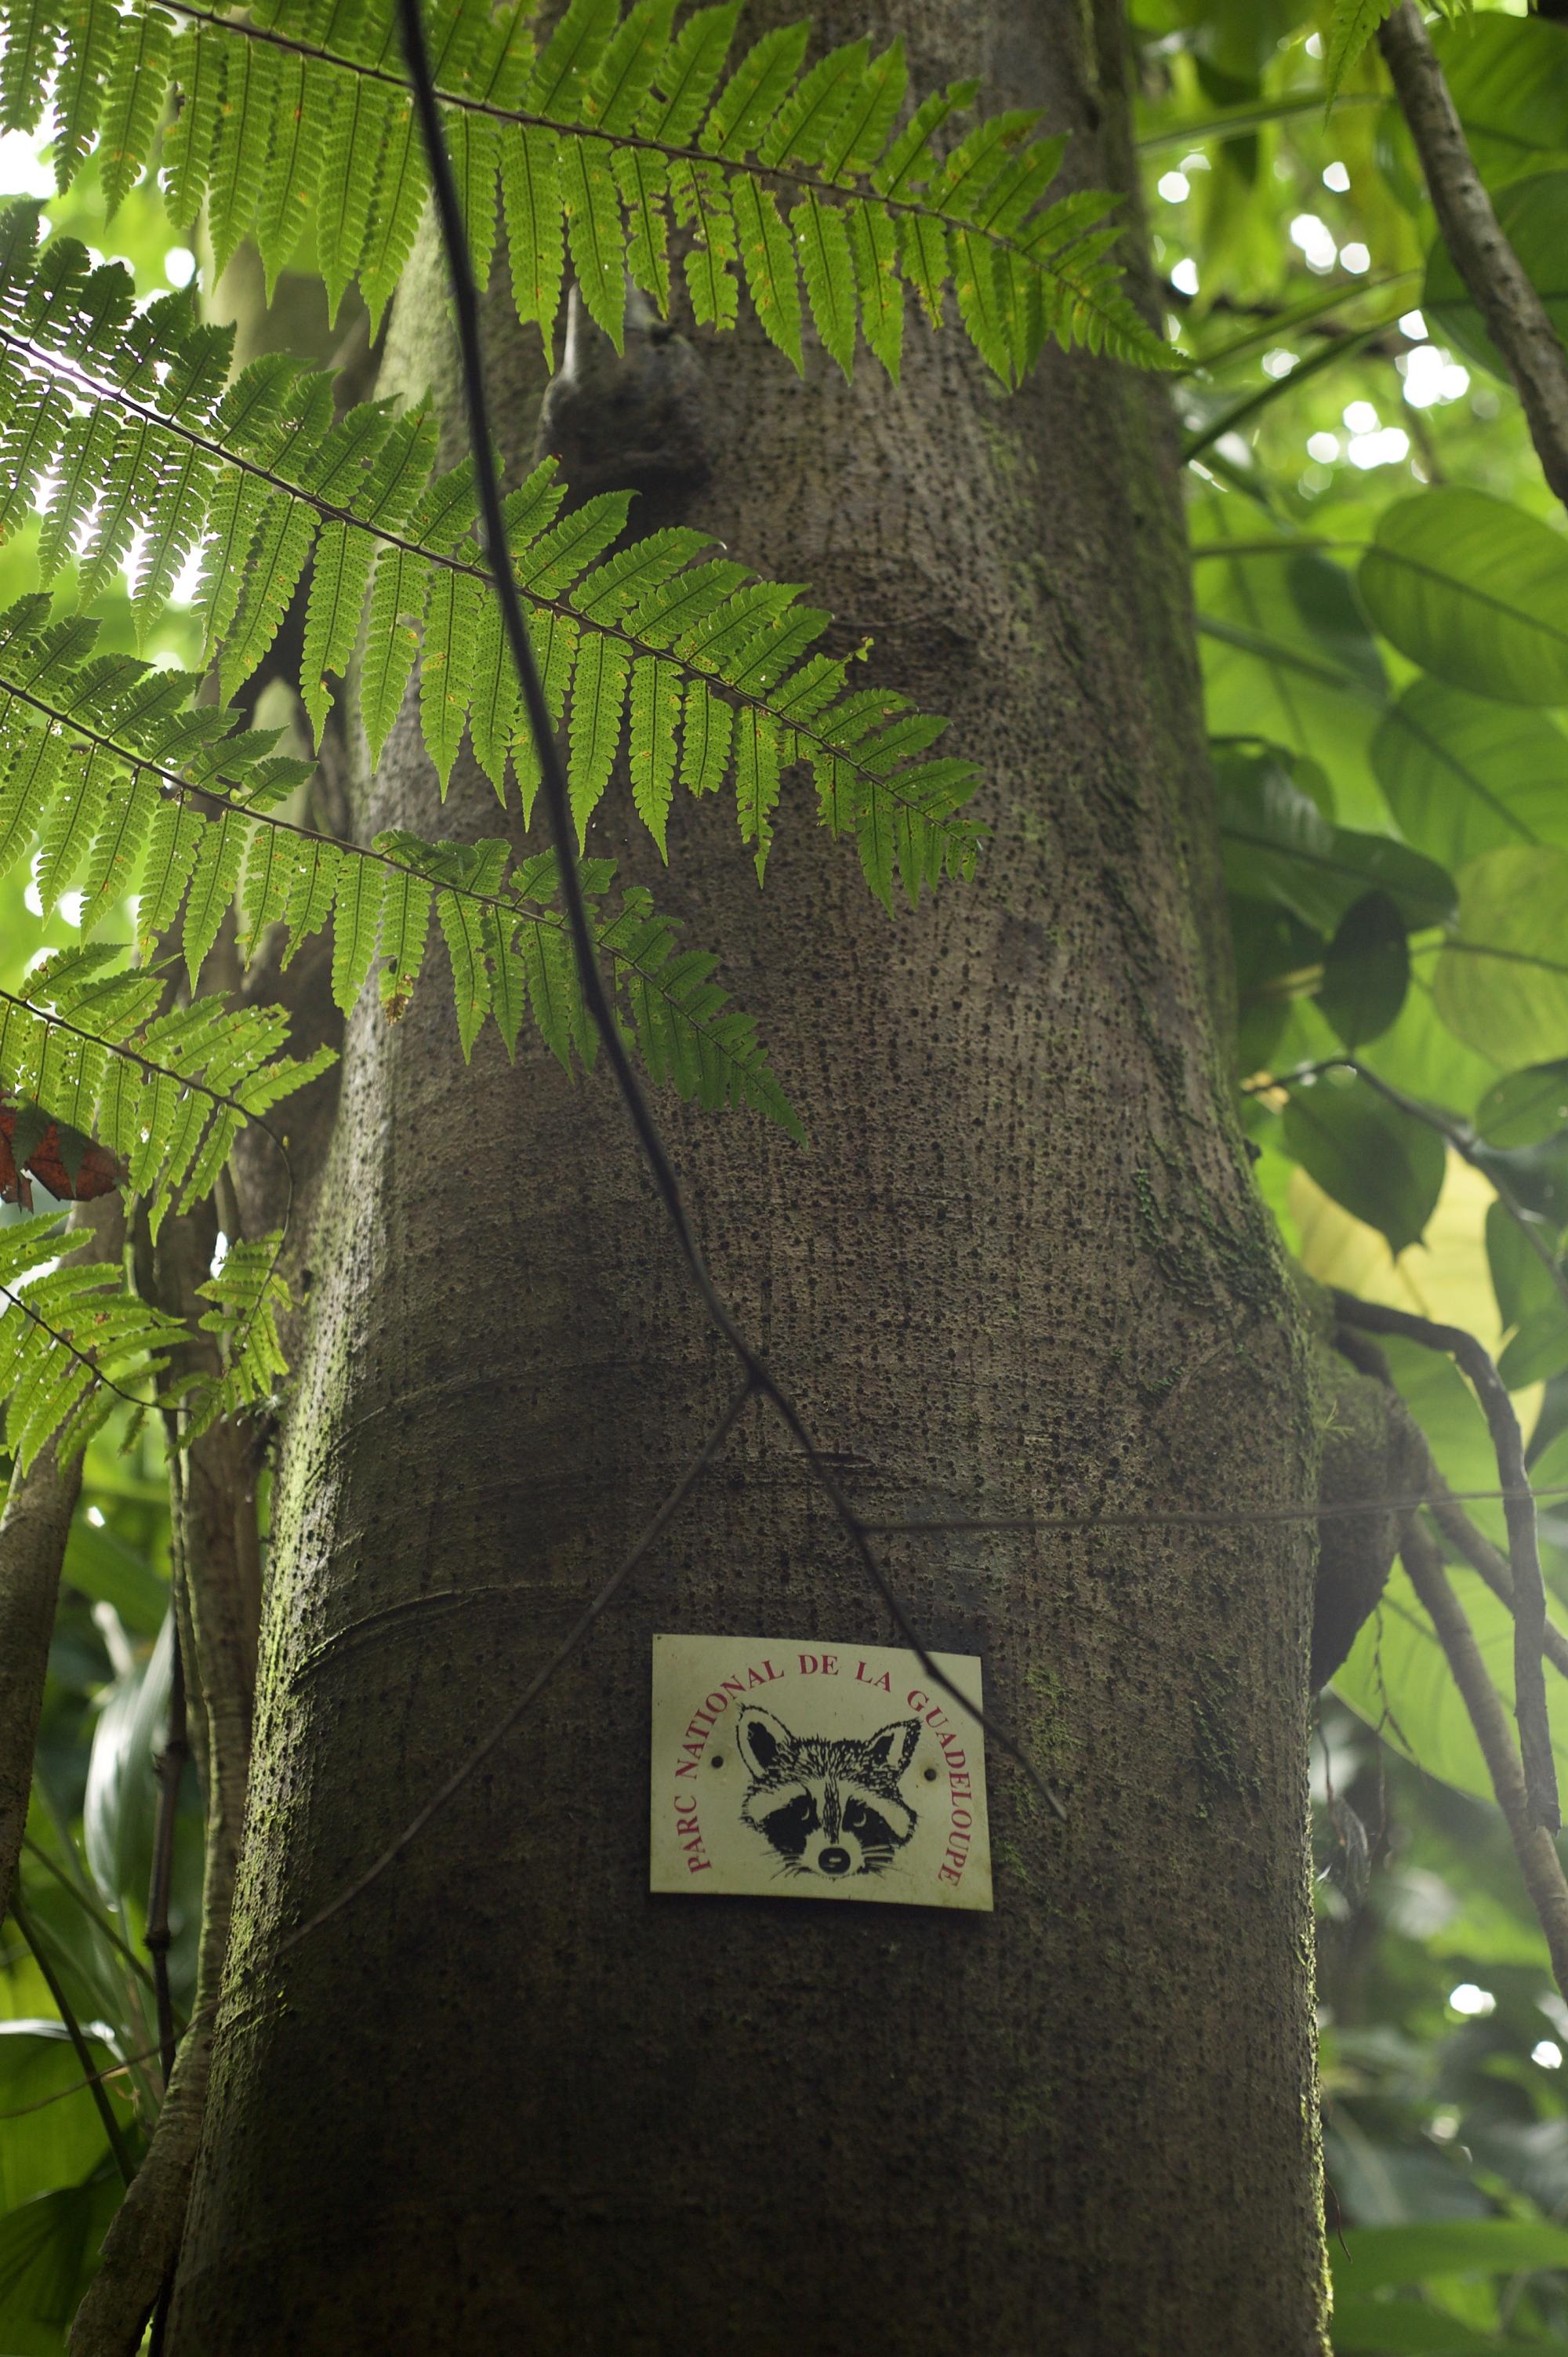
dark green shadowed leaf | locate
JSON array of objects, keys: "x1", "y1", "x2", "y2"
[
  {"x1": 1318, "y1": 890, "x2": 1409, "y2": 1050},
  {"x1": 1281, "y1": 1073, "x2": 1446, "y2": 1254},
  {"x1": 1478, "y1": 1061, "x2": 1568, "y2": 1150}
]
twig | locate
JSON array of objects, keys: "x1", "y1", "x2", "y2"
[
  {"x1": 394, "y1": 0, "x2": 1066, "y2": 1825},
  {"x1": 1428, "y1": 1483, "x2": 1568, "y2": 1687},
  {"x1": 10, "y1": 1897, "x2": 136, "y2": 2186},
  {"x1": 1332, "y1": 1292, "x2": 1558, "y2": 1832},
  {"x1": 1327, "y1": 1323, "x2": 1568, "y2": 1691},
  {"x1": 1378, "y1": 1, "x2": 1568, "y2": 514},
  {"x1": 144, "y1": 1628, "x2": 188, "y2": 2091},
  {"x1": 1399, "y1": 1516, "x2": 1568, "y2": 1998}
]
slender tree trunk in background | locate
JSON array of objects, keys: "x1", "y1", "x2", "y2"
[{"x1": 166, "y1": 2, "x2": 1329, "y2": 2348}]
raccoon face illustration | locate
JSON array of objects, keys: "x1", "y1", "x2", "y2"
[{"x1": 735, "y1": 1707, "x2": 922, "y2": 1879}]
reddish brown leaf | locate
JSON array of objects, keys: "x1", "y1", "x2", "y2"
[{"x1": 0, "y1": 1100, "x2": 126, "y2": 1205}]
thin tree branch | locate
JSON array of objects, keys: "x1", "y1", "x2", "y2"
[
  {"x1": 395, "y1": 0, "x2": 1067, "y2": 1825},
  {"x1": 9, "y1": 1898, "x2": 137, "y2": 2187},
  {"x1": 1378, "y1": 0, "x2": 1568, "y2": 514},
  {"x1": 1328, "y1": 1321, "x2": 1568, "y2": 1692},
  {"x1": 0, "y1": 1196, "x2": 125, "y2": 1922},
  {"x1": 1332, "y1": 1291, "x2": 1558, "y2": 1832},
  {"x1": 69, "y1": 1215, "x2": 266, "y2": 2357},
  {"x1": 1399, "y1": 1515, "x2": 1568, "y2": 1999},
  {"x1": 144, "y1": 1630, "x2": 188, "y2": 2092}
]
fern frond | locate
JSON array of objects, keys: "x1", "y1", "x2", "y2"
[
  {"x1": 0, "y1": 0, "x2": 1173, "y2": 383},
  {"x1": 0, "y1": 583, "x2": 803, "y2": 1128},
  {"x1": 179, "y1": 1233, "x2": 291, "y2": 1440},
  {"x1": 0, "y1": 953, "x2": 334, "y2": 1242},
  {"x1": 0, "y1": 1213, "x2": 185, "y2": 1472},
  {"x1": 0, "y1": 206, "x2": 983, "y2": 907}
]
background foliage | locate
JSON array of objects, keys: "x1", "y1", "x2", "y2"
[{"x1": 3, "y1": 0, "x2": 1568, "y2": 2348}]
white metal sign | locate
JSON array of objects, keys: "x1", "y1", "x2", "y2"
[{"x1": 649, "y1": 1633, "x2": 993, "y2": 1911}]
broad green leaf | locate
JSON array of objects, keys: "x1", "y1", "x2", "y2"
[
  {"x1": 0, "y1": 2025, "x2": 126, "y2": 2210},
  {"x1": 1372, "y1": 679, "x2": 1568, "y2": 868},
  {"x1": 1358, "y1": 489, "x2": 1568, "y2": 709},
  {"x1": 1334, "y1": 1560, "x2": 1568, "y2": 1810},
  {"x1": 0, "y1": 2167, "x2": 122, "y2": 2354},
  {"x1": 82, "y1": 1608, "x2": 171, "y2": 1912},
  {"x1": 1195, "y1": 537, "x2": 1390, "y2": 828},
  {"x1": 1478, "y1": 1060, "x2": 1568, "y2": 1149},
  {"x1": 1216, "y1": 751, "x2": 1455, "y2": 933},
  {"x1": 1334, "y1": 2217, "x2": 1568, "y2": 2293},
  {"x1": 1434, "y1": 847, "x2": 1568, "y2": 1067},
  {"x1": 1435, "y1": 11, "x2": 1568, "y2": 191},
  {"x1": 1281, "y1": 1074, "x2": 1445, "y2": 1254}
]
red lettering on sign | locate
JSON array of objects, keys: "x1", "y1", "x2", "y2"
[
  {"x1": 799, "y1": 1653, "x2": 819, "y2": 1675},
  {"x1": 855, "y1": 1662, "x2": 893, "y2": 1691}
]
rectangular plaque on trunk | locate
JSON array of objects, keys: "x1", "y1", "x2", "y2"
[{"x1": 649, "y1": 1634, "x2": 993, "y2": 1911}]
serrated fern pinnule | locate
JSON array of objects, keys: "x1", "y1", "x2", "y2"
[
  {"x1": 0, "y1": 943, "x2": 335, "y2": 1239},
  {"x1": 0, "y1": 593, "x2": 804, "y2": 1132},
  {"x1": 0, "y1": 1211, "x2": 187, "y2": 1471},
  {"x1": 0, "y1": 205, "x2": 985, "y2": 908},
  {"x1": 0, "y1": 0, "x2": 1174, "y2": 381}
]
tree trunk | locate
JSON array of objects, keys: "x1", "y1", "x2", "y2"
[{"x1": 165, "y1": 2, "x2": 1329, "y2": 2349}]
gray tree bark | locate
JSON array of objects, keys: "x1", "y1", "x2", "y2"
[{"x1": 164, "y1": 1, "x2": 1330, "y2": 2349}]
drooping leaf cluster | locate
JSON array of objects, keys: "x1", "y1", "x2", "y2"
[{"x1": 1, "y1": 0, "x2": 1171, "y2": 383}]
